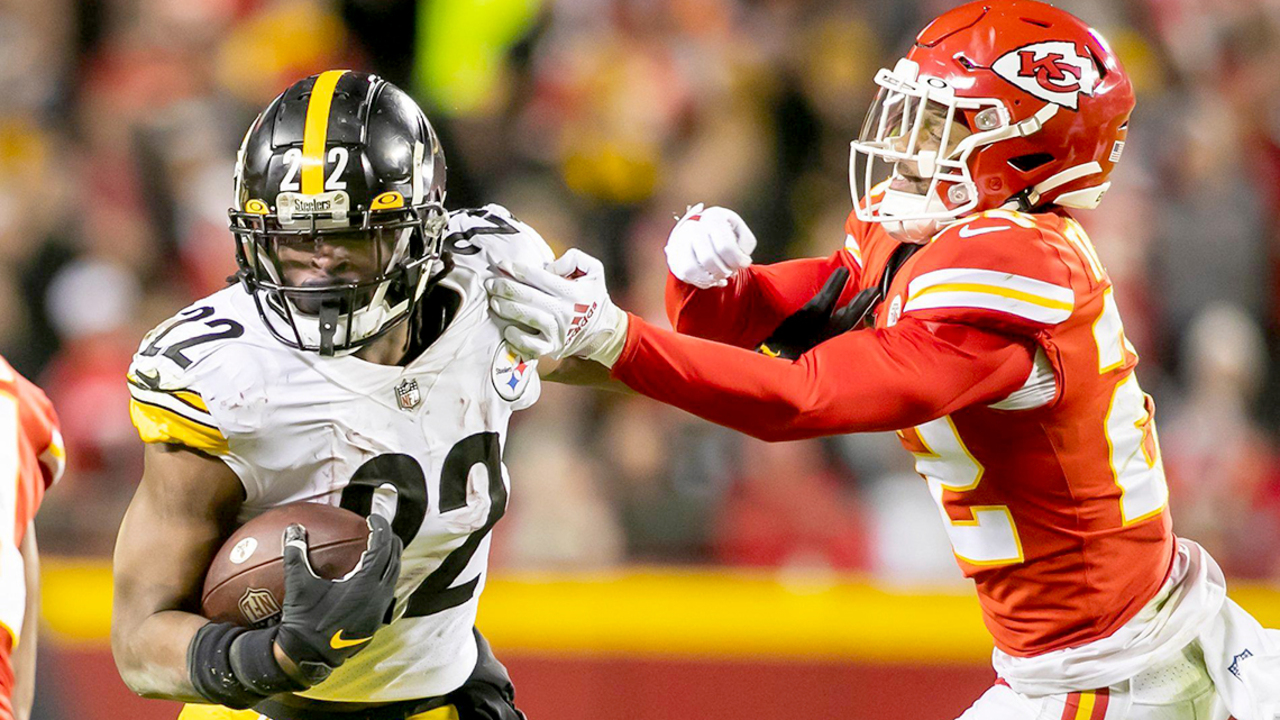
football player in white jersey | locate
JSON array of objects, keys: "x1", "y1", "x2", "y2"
[{"x1": 111, "y1": 71, "x2": 549, "y2": 720}]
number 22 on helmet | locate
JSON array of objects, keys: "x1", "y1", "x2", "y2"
[
  {"x1": 850, "y1": 0, "x2": 1135, "y2": 242},
  {"x1": 230, "y1": 70, "x2": 450, "y2": 356}
]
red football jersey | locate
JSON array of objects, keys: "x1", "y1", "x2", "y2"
[
  {"x1": 0, "y1": 356, "x2": 63, "y2": 720},
  {"x1": 865, "y1": 209, "x2": 1175, "y2": 656},
  {"x1": 620, "y1": 206, "x2": 1174, "y2": 657}
]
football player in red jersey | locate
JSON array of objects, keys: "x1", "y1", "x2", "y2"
[
  {"x1": 0, "y1": 356, "x2": 65, "y2": 720},
  {"x1": 488, "y1": 1, "x2": 1280, "y2": 718}
]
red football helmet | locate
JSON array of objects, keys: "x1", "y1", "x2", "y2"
[{"x1": 850, "y1": 0, "x2": 1134, "y2": 241}]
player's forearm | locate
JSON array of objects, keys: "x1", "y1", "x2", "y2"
[
  {"x1": 12, "y1": 525, "x2": 37, "y2": 720},
  {"x1": 665, "y1": 252, "x2": 853, "y2": 348},
  {"x1": 542, "y1": 357, "x2": 635, "y2": 394},
  {"x1": 112, "y1": 445, "x2": 245, "y2": 701},
  {"x1": 611, "y1": 315, "x2": 1034, "y2": 440},
  {"x1": 112, "y1": 608, "x2": 209, "y2": 701}
]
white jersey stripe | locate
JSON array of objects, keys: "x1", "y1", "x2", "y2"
[
  {"x1": 908, "y1": 268, "x2": 1074, "y2": 306},
  {"x1": 844, "y1": 234, "x2": 864, "y2": 267},
  {"x1": 0, "y1": 390, "x2": 24, "y2": 645},
  {"x1": 904, "y1": 290, "x2": 1072, "y2": 324},
  {"x1": 904, "y1": 268, "x2": 1074, "y2": 325}
]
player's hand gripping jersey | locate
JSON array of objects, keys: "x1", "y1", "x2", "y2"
[
  {"x1": 0, "y1": 357, "x2": 64, "y2": 720},
  {"x1": 127, "y1": 206, "x2": 549, "y2": 703},
  {"x1": 624, "y1": 206, "x2": 1174, "y2": 657}
]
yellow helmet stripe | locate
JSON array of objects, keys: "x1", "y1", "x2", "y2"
[{"x1": 301, "y1": 70, "x2": 349, "y2": 195}]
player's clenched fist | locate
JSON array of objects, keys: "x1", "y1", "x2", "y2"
[
  {"x1": 274, "y1": 514, "x2": 402, "y2": 685},
  {"x1": 665, "y1": 203, "x2": 757, "y2": 289}
]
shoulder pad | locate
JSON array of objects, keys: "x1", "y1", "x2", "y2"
[
  {"x1": 127, "y1": 295, "x2": 250, "y2": 454},
  {"x1": 1, "y1": 361, "x2": 65, "y2": 486},
  {"x1": 900, "y1": 211, "x2": 1076, "y2": 333},
  {"x1": 444, "y1": 205, "x2": 556, "y2": 272}
]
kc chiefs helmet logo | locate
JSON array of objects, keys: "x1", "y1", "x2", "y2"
[{"x1": 992, "y1": 41, "x2": 1099, "y2": 111}]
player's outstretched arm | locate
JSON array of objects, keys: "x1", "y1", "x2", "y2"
[
  {"x1": 663, "y1": 205, "x2": 858, "y2": 348},
  {"x1": 485, "y1": 249, "x2": 1035, "y2": 439},
  {"x1": 612, "y1": 315, "x2": 1036, "y2": 440},
  {"x1": 111, "y1": 443, "x2": 245, "y2": 701}
]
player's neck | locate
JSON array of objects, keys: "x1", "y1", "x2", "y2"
[
  {"x1": 351, "y1": 284, "x2": 461, "y2": 367},
  {"x1": 354, "y1": 322, "x2": 412, "y2": 366}
]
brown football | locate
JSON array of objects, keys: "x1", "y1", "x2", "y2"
[{"x1": 201, "y1": 502, "x2": 370, "y2": 628}]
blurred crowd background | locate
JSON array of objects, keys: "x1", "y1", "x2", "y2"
[{"x1": 5, "y1": 0, "x2": 1280, "y2": 584}]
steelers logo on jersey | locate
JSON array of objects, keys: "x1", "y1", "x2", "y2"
[{"x1": 491, "y1": 342, "x2": 534, "y2": 401}]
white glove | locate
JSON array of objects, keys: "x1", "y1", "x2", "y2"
[
  {"x1": 485, "y1": 249, "x2": 629, "y2": 366},
  {"x1": 664, "y1": 203, "x2": 757, "y2": 289}
]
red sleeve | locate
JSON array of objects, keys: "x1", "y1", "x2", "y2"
[
  {"x1": 665, "y1": 250, "x2": 859, "y2": 349},
  {"x1": 611, "y1": 314, "x2": 1035, "y2": 441}
]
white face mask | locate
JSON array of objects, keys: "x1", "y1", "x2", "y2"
[{"x1": 849, "y1": 58, "x2": 1014, "y2": 241}]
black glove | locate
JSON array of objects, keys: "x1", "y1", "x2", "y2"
[
  {"x1": 756, "y1": 267, "x2": 869, "y2": 360},
  {"x1": 274, "y1": 513, "x2": 402, "y2": 686}
]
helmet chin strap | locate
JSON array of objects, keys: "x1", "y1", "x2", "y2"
[{"x1": 318, "y1": 302, "x2": 341, "y2": 356}]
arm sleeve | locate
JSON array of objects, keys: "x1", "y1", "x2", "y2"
[
  {"x1": 610, "y1": 313, "x2": 1036, "y2": 441},
  {"x1": 665, "y1": 249, "x2": 859, "y2": 348}
]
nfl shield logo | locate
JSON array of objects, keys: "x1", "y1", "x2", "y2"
[
  {"x1": 238, "y1": 588, "x2": 282, "y2": 627},
  {"x1": 395, "y1": 378, "x2": 421, "y2": 410}
]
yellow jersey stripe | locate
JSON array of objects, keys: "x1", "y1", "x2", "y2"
[
  {"x1": 909, "y1": 283, "x2": 1074, "y2": 311},
  {"x1": 301, "y1": 70, "x2": 349, "y2": 194},
  {"x1": 129, "y1": 398, "x2": 228, "y2": 455},
  {"x1": 170, "y1": 389, "x2": 210, "y2": 413}
]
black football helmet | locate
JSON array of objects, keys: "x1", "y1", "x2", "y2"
[{"x1": 230, "y1": 70, "x2": 449, "y2": 356}]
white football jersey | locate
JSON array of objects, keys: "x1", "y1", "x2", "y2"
[{"x1": 127, "y1": 205, "x2": 552, "y2": 702}]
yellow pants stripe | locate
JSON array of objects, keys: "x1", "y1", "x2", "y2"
[{"x1": 1073, "y1": 691, "x2": 1096, "y2": 720}]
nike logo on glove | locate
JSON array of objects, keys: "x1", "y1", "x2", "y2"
[
  {"x1": 329, "y1": 630, "x2": 374, "y2": 650},
  {"x1": 958, "y1": 224, "x2": 1010, "y2": 238}
]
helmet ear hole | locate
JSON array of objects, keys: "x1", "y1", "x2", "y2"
[
  {"x1": 1009, "y1": 153, "x2": 1055, "y2": 173},
  {"x1": 1087, "y1": 46, "x2": 1109, "y2": 81}
]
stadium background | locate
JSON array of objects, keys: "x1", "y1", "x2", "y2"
[{"x1": 4, "y1": 0, "x2": 1280, "y2": 717}]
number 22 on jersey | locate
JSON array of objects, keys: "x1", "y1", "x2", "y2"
[{"x1": 900, "y1": 232, "x2": 1168, "y2": 566}]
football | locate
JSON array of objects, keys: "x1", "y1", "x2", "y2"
[{"x1": 201, "y1": 502, "x2": 371, "y2": 628}]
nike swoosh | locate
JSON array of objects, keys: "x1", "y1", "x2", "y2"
[
  {"x1": 134, "y1": 370, "x2": 162, "y2": 390},
  {"x1": 330, "y1": 630, "x2": 374, "y2": 650},
  {"x1": 958, "y1": 225, "x2": 1011, "y2": 238}
]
